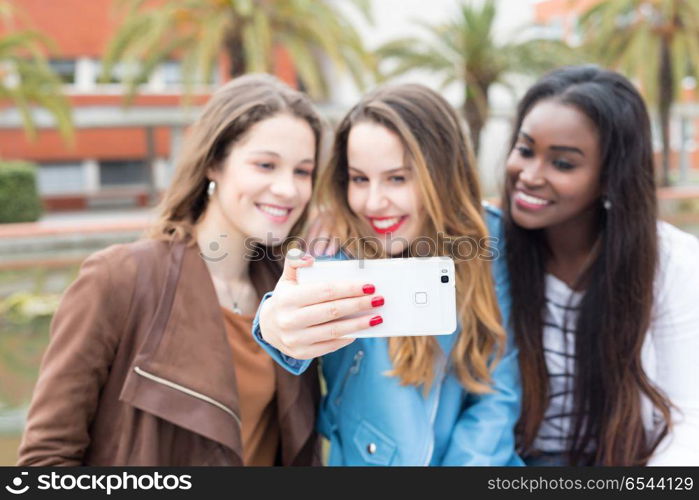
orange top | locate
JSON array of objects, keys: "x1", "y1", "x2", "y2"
[{"x1": 220, "y1": 307, "x2": 279, "y2": 466}]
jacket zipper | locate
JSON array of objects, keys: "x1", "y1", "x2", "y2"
[
  {"x1": 334, "y1": 350, "x2": 364, "y2": 406},
  {"x1": 134, "y1": 366, "x2": 241, "y2": 427}
]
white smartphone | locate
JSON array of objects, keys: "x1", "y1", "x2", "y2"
[{"x1": 297, "y1": 256, "x2": 457, "y2": 338}]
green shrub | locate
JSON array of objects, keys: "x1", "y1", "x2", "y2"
[
  {"x1": 678, "y1": 198, "x2": 699, "y2": 214},
  {"x1": 0, "y1": 161, "x2": 42, "y2": 223}
]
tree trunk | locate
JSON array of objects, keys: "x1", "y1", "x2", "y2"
[
  {"x1": 224, "y1": 22, "x2": 246, "y2": 78},
  {"x1": 658, "y1": 37, "x2": 673, "y2": 187},
  {"x1": 463, "y1": 79, "x2": 491, "y2": 157}
]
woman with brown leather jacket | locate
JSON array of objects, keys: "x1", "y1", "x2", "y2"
[{"x1": 17, "y1": 74, "x2": 323, "y2": 466}]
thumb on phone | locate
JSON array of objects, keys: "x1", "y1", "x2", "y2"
[{"x1": 280, "y1": 248, "x2": 314, "y2": 283}]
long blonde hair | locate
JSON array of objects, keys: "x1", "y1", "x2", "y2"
[
  {"x1": 316, "y1": 84, "x2": 505, "y2": 393},
  {"x1": 149, "y1": 73, "x2": 323, "y2": 297}
]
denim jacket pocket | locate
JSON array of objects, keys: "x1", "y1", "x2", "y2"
[{"x1": 352, "y1": 419, "x2": 397, "y2": 465}]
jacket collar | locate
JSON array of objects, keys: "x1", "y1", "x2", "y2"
[
  {"x1": 120, "y1": 240, "x2": 243, "y2": 456},
  {"x1": 118, "y1": 239, "x2": 316, "y2": 464}
]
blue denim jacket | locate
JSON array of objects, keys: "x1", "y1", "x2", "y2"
[{"x1": 253, "y1": 204, "x2": 523, "y2": 465}]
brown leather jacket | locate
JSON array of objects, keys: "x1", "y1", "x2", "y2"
[{"x1": 17, "y1": 238, "x2": 321, "y2": 466}]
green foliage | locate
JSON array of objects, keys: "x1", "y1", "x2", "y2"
[
  {"x1": 578, "y1": 0, "x2": 699, "y2": 107},
  {"x1": 577, "y1": 0, "x2": 699, "y2": 186},
  {"x1": 0, "y1": 299, "x2": 52, "y2": 407},
  {"x1": 377, "y1": 0, "x2": 576, "y2": 152},
  {"x1": 678, "y1": 197, "x2": 699, "y2": 214},
  {"x1": 0, "y1": 291, "x2": 60, "y2": 324},
  {"x1": 0, "y1": 161, "x2": 42, "y2": 223},
  {"x1": 102, "y1": 0, "x2": 378, "y2": 100},
  {"x1": 0, "y1": 264, "x2": 78, "y2": 417},
  {"x1": 0, "y1": 0, "x2": 73, "y2": 142}
]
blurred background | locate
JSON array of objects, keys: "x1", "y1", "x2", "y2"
[{"x1": 1, "y1": 0, "x2": 698, "y2": 465}]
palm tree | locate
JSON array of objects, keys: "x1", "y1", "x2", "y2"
[
  {"x1": 377, "y1": 0, "x2": 574, "y2": 154},
  {"x1": 578, "y1": 0, "x2": 699, "y2": 187},
  {"x1": 102, "y1": 0, "x2": 377, "y2": 100},
  {"x1": 0, "y1": 1, "x2": 73, "y2": 142}
]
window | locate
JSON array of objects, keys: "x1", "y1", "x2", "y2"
[
  {"x1": 161, "y1": 60, "x2": 183, "y2": 86},
  {"x1": 95, "y1": 61, "x2": 147, "y2": 85},
  {"x1": 48, "y1": 59, "x2": 76, "y2": 84},
  {"x1": 99, "y1": 160, "x2": 149, "y2": 187},
  {"x1": 37, "y1": 162, "x2": 85, "y2": 194},
  {"x1": 160, "y1": 59, "x2": 219, "y2": 87}
]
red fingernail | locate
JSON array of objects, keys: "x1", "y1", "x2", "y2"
[
  {"x1": 371, "y1": 296, "x2": 384, "y2": 307},
  {"x1": 362, "y1": 284, "x2": 375, "y2": 294},
  {"x1": 369, "y1": 315, "x2": 383, "y2": 327}
]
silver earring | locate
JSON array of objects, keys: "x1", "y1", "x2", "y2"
[
  {"x1": 207, "y1": 180, "x2": 216, "y2": 197},
  {"x1": 602, "y1": 196, "x2": 612, "y2": 210}
]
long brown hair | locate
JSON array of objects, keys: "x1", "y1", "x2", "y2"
[
  {"x1": 504, "y1": 66, "x2": 673, "y2": 465},
  {"x1": 316, "y1": 84, "x2": 506, "y2": 392},
  {"x1": 149, "y1": 73, "x2": 323, "y2": 297}
]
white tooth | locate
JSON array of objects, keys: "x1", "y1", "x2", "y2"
[
  {"x1": 373, "y1": 217, "x2": 400, "y2": 229},
  {"x1": 259, "y1": 204, "x2": 288, "y2": 217},
  {"x1": 518, "y1": 192, "x2": 548, "y2": 205}
]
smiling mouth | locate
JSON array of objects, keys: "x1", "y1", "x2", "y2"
[
  {"x1": 368, "y1": 215, "x2": 408, "y2": 234},
  {"x1": 514, "y1": 191, "x2": 553, "y2": 211},
  {"x1": 255, "y1": 203, "x2": 293, "y2": 222}
]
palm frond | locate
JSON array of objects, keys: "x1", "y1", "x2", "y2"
[
  {"x1": 102, "y1": 0, "x2": 374, "y2": 101},
  {"x1": 0, "y1": 4, "x2": 73, "y2": 143}
]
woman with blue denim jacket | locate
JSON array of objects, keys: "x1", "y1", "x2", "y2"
[{"x1": 252, "y1": 84, "x2": 523, "y2": 466}]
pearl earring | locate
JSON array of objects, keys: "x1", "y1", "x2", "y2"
[
  {"x1": 207, "y1": 180, "x2": 216, "y2": 197},
  {"x1": 602, "y1": 196, "x2": 612, "y2": 210}
]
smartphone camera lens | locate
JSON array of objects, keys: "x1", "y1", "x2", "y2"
[{"x1": 441, "y1": 275, "x2": 449, "y2": 283}]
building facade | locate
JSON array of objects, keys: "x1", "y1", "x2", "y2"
[{"x1": 0, "y1": 0, "x2": 296, "y2": 211}]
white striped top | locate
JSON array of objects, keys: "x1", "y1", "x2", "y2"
[
  {"x1": 531, "y1": 222, "x2": 699, "y2": 465},
  {"x1": 531, "y1": 273, "x2": 584, "y2": 454}
]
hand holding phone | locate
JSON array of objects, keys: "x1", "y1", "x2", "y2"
[
  {"x1": 258, "y1": 250, "x2": 383, "y2": 360},
  {"x1": 258, "y1": 251, "x2": 457, "y2": 360}
]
